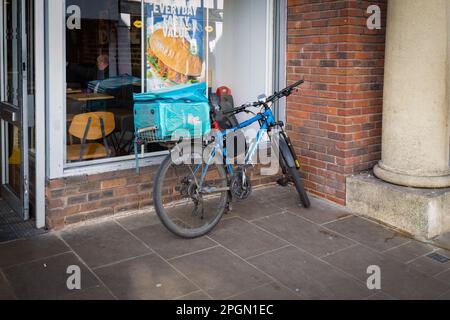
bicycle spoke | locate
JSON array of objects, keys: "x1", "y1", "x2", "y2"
[{"x1": 153, "y1": 150, "x2": 228, "y2": 238}]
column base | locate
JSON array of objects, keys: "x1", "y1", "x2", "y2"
[
  {"x1": 347, "y1": 174, "x2": 450, "y2": 239},
  {"x1": 374, "y1": 163, "x2": 450, "y2": 189}
]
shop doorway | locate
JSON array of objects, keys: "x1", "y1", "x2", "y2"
[{"x1": 0, "y1": 0, "x2": 42, "y2": 239}]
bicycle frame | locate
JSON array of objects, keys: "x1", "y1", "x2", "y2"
[{"x1": 197, "y1": 106, "x2": 276, "y2": 185}]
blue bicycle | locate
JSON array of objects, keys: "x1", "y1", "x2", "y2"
[{"x1": 153, "y1": 80, "x2": 310, "y2": 238}]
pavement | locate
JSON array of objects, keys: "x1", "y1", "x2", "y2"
[{"x1": 1, "y1": 185, "x2": 450, "y2": 300}]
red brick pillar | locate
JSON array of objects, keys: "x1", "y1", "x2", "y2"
[{"x1": 286, "y1": 0, "x2": 387, "y2": 205}]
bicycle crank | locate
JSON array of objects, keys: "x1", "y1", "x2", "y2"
[{"x1": 230, "y1": 168, "x2": 252, "y2": 201}]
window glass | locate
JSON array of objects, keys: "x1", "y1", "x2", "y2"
[
  {"x1": 66, "y1": 0, "x2": 143, "y2": 163},
  {"x1": 65, "y1": 0, "x2": 273, "y2": 164}
]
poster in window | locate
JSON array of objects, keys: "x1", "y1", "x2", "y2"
[{"x1": 145, "y1": 0, "x2": 205, "y2": 90}]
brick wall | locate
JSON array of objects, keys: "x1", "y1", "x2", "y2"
[
  {"x1": 286, "y1": 0, "x2": 387, "y2": 205},
  {"x1": 45, "y1": 165, "x2": 278, "y2": 230},
  {"x1": 45, "y1": 167, "x2": 156, "y2": 229}
]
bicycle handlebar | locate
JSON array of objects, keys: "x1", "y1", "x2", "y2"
[
  {"x1": 224, "y1": 80, "x2": 304, "y2": 116},
  {"x1": 266, "y1": 79, "x2": 304, "y2": 103}
]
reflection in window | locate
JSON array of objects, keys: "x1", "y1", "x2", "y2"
[{"x1": 66, "y1": 0, "x2": 144, "y2": 163}]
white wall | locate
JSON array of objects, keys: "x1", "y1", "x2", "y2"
[{"x1": 210, "y1": 0, "x2": 272, "y2": 137}]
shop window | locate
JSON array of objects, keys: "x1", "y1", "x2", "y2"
[{"x1": 65, "y1": 0, "x2": 274, "y2": 165}]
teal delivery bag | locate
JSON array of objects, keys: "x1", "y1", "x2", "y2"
[
  {"x1": 159, "y1": 102, "x2": 211, "y2": 139},
  {"x1": 133, "y1": 82, "x2": 209, "y2": 104}
]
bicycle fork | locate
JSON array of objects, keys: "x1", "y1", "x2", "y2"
[
  {"x1": 277, "y1": 123, "x2": 301, "y2": 170},
  {"x1": 271, "y1": 123, "x2": 302, "y2": 187}
]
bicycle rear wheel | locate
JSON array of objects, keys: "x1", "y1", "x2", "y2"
[{"x1": 153, "y1": 147, "x2": 229, "y2": 238}]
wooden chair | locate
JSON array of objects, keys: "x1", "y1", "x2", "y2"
[{"x1": 67, "y1": 112, "x2": 115, "y2": 162}]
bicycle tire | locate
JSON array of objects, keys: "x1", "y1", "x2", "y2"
[{"x1": 153, "y1": 152, "x2": 229, "y2": 239}]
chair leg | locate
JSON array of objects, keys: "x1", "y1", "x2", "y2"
[
  {"x1": 109, "y1": 133, "x2": 118, "y2": 155},
  {"x1": 128, "y1": 132, "x2": 136, "y2": 154},
  {"x1": 100, "y1": 117, "x2": 111, "y2": 157},
  {"x1": 80, "y1": 117, "x2": 92, "y2": 161}
]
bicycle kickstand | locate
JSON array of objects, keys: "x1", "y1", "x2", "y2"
[{"x1": 224, "y1": 191, "x2": 233, "y2": 214}]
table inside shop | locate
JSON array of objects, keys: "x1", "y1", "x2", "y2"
[
  {"x1": 67, "y1": 88, "x2": 82, "y2": 94},
  {"x1": 67, "y1": 92, "x2": 116, "y2": 113},
  {"x1": 67, "y1": 93, "x2": 115, "y2": 102}
]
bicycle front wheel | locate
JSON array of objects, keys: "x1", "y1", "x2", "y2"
[{"x1": 153, "y1": 147, "x2": 229, "y2": 238}]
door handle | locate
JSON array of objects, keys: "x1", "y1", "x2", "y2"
[
  {"x1": 10, "y1": 110, "x2": 17, "y2": 122},
  {"x1": 0, "y1": 103, "x2": 19, "y2": 123},
  {"x1": 7, "y1": 109, "x2": 18, "y2": 122}
]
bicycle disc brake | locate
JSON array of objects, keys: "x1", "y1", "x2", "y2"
[{"x1": 185, "y1": 182, "x2": 204, "y2": 219}]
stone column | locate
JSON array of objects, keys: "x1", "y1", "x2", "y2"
[{"x1": 374, "y1": 0, "x2": 450, "y2": 188}]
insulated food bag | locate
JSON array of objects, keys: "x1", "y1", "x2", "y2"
[{"x1": 133, "y1": 82, "x2": 211, "y2": 141}]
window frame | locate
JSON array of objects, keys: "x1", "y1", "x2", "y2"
[{"x1": 47, "y1": 0, "x2": 287, "y2": 179}]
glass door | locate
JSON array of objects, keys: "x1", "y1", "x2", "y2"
[{"x1": 0, "y1": 0, "x2": 29, "y2": 220}]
